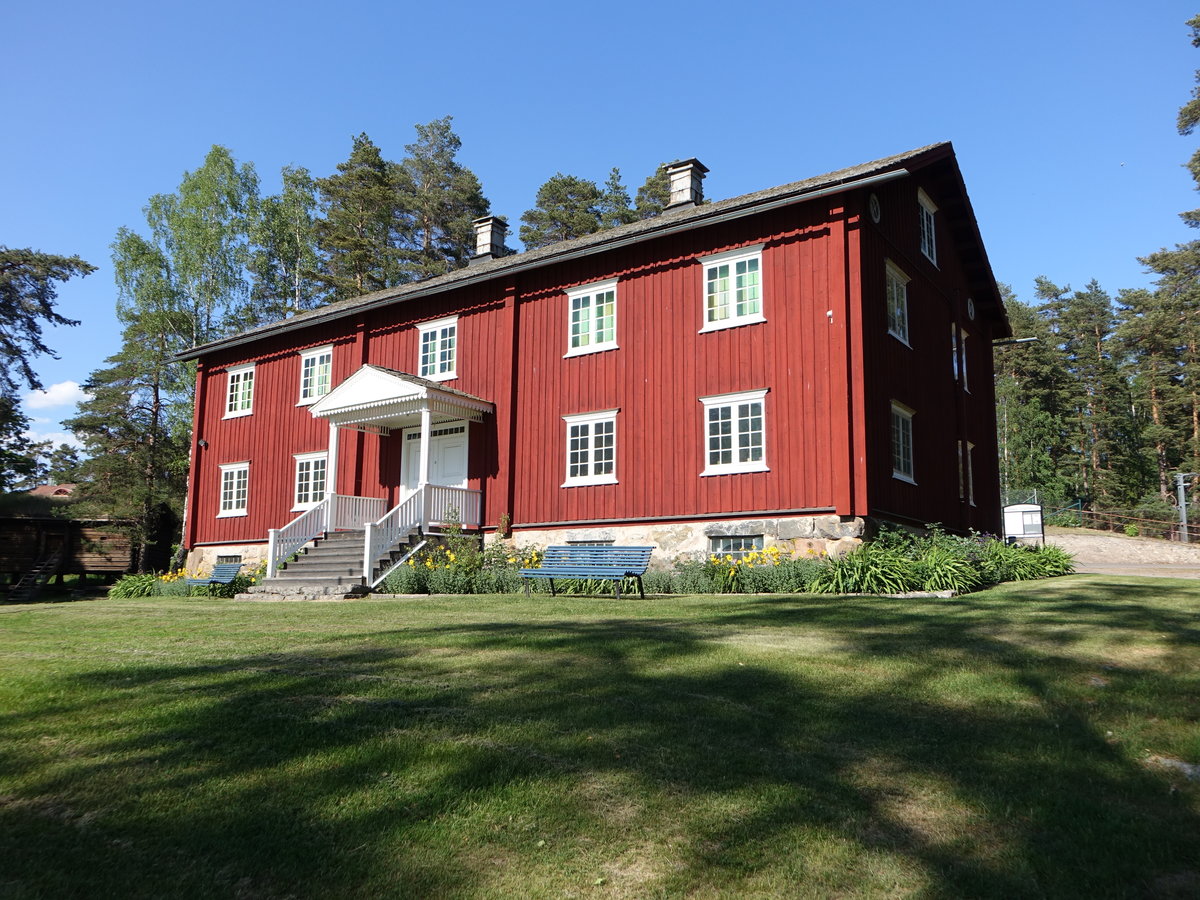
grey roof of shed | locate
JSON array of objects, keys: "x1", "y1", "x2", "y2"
[{"x1": 179, "y1": 141, "x2": 1002, "y2": 360}]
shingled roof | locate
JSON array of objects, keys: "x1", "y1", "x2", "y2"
[{"x1": 179, "y1": 141, "x2": 1003, "y2": 360}]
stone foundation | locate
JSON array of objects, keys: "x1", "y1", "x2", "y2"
[
  {"x1": 498, "y1": 515, "x2": 866, "y2": 566},
  {"x1": 185, "y1": 543, "x2": 268, "y2": 575}
]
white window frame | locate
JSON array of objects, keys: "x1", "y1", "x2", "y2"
[
  {"x1": 710, "y1": 535, "x2": 764, "y2": 560},
  {"x1": 562, "y1": 409, "x2": 619, "y2": 487},
  {"x1": 224, "y1": 363, "x2": 255, "y2": 418},
  {"x1": 699, "y1": 244, "x2": 765, "y2": 333},
  {"x1": 918, "y1": 188, "x2": 938, "y2": 265},
  {"x1": 891, "y1": 402, "x2": 915, "y2": 484},
  {"x1": 217, "y1": 462, "x2": 249, "y2": 518},
  {"x1": 418, "y1": 315, "x2": 458, "y2": 381},
  {"x1": 293, "y1": 451, "x2": 328, "y2": 511},
  {"x1": 564, "y1": 279, "x2": 618, "y2": 357},
  {"x1": 886, "y1": 261, "x2": 910, "y2": 347},
  {"x1": 298, "y1": 345, "x2": 333, "y2": 405},
  {"x1": 700, "y1": 389, "x2": 769, "y2": 476}
]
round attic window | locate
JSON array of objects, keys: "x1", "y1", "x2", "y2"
[
  {"x1": 868, "y1": 193, "x2": 881, "y2": 224},
  {"x1": 967, "y1": 297, "x2": 976, "y2": 320}
]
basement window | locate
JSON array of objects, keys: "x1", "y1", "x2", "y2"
[{"x1": 710, "y1": 535, "x2": 763, "y2": 559}]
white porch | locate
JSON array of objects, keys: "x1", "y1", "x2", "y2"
[{"x1": 266, "y1": 365, "x2": 494, "y2": 583}]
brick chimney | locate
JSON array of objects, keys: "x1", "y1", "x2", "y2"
[
  {"x1": 665, "y1": 158, "x2": 709, "y2": 209},
  {"x1": 470, "y1": 216, "x2": 508, "y2": 264}
]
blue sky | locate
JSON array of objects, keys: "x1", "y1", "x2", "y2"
[{"x1": 4, "y1": 0, "x2": 1198, "y2": 447}]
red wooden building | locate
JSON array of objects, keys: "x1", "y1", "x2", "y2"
[{"x1": 179, "y1": 142, "x2": 1008, "y2": 581}]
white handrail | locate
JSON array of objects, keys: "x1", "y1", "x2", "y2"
[
  {"x1": 364, "y1": 491, "x2": 425, "y2": 582},
  {"x1": 426, "y1": 485, "x2": 482, "y2": 528},
  {"x1": 267, "y1": 493, "x2": 387, "y2": 578},
  {"x1": 332, "y1": 494, "x2": 386, "y2": 530},
  {"x1": 267, "y1": 497, "x2": 330, "y2": 576}
]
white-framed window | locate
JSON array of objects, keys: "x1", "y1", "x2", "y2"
[
  {"x1": 700, "y1": 389, "x2": 769, "y2": 476},
  {"x1": 217, "y1": 462, "x2": 249, "y2": 517},
  {"x1": 699, "y1": 245, "x2": 765, "y2": 332},
  {"x1": 562, "y1": 410, "x2": 618, "y2": 486},
  {"x1": 418, "y1": 316, "x2": 457, "y2": 381},
  {"x1": 886, "y1": 261, "x2": 910, "y2": 346},
  {"x1": 293, "y1": 451, "x2": 328, "y2": 510},
  {"x1": 298, "y1": 345, "x2": 333, "y2": 404},
  {"x1": 918, "y1": 188, "x2": 938, "y2": 265},
  {"x1": 710, "y1": 535, "x2": 763, "y2": 560},
  {"x1": 224, "y1": 364, "x2": 254, "y2": 418},
  {"x1": 891, "y1": 402, "x2": 915, "y2": 484},
  {"x1": 565, "y1": 279, "x2": 618, "y2": 357}
]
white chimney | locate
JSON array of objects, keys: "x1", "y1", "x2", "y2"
[
  {"x1": 665, "y1": 158, "x2": 709, "y2": 209},
  {"x1": 471, "y1": 216, "x2": 508, "y2": 263}
]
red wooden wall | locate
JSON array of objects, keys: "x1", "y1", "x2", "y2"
[{"x1": 186, "y1": 163, "x2": 1004, "y2": 549}]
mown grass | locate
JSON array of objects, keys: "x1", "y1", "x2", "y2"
[{"x1": 2, "y1": 576, "x2": 1198, "y2": 898}]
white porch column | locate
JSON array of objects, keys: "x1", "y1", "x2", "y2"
[
  {"x1": 418, "y1": 407, "x2": 432, "y2": 486},
  {"x1": 326, "y1": 423, "x2": 339, "y2": 500}
]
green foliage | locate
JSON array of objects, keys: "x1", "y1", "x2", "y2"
[
  {"x1": 0, "y1": 246, "x2": 92, "y2": 395},
  {"x1": 247, "y1": 165, "x2": 323, "y2": 319},
  {"x1": 1033, "y1": 544, "x2": 1076, "y2": 577},
  {"x1": 635, "y1": 164, "x2": 671, "y2": 219},
  {"x1": 808, "y1": 545, "x2": 920, "y2": 595},
  {"x1": 914, "y1": 545, "x2": 984, "y2": 594},
  {"x1": 108, "y1": 573, "x2": 160, "y2": 598},
  {"x1": 519, "y1": 173, "x2": 605, "y2": 249},
  {"x1": 314, "y1": 133, "x2": 405, "y2": 300},
  {"x1": 393, "y1": 116, "x2": 490, "y2": 280}
]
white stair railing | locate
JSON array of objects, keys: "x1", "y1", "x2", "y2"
[
  {"x1": 426, "y1": 485, "x2": 482, "y2": 528},
  {"x1": 268, "y1": 493, "x2": 387, "y2": 578},
  {"x1": 267, "y1": 497, "x2": 330, "y2": 577},
  {"x1": 332, "y1": 494, "x2": 386, "y2": 530},
  {"x1": 363, "y1": 492, "x2": 425, "y2": 584}
]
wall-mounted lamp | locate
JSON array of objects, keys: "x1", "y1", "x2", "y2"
[{"x1": 197, "y1": 439, "x2": 209, "y2": 449}]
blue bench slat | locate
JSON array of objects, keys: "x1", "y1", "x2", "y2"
[
  {"x1": 519, "y1": 546, "x2": 653, "y2": 598},
  {"x1": 186, "y1": 563, "x2": 244, "y2": 586}
]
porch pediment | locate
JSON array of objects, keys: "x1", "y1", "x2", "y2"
[{"x1": 308, "y1": 365, "x2": 493, "y2": 431}]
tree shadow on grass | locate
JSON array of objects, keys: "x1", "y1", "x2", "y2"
[{"x1": 2, "y1": 587, "x2": 1199, "y2": 897}]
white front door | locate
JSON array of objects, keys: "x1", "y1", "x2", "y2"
[{"x1": 401, "y1": 423, "x2": 469, "y2": 496}]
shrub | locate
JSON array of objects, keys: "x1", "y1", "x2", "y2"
[
  {"x1": 809, "y1": 545, "x2": 920, "y2": 595},
  {"x1": 1124, "y1": 524, "x2": 1140, "y2": 537},
  {"x1": 673, "y1": 560, "x2": 719, "y2": 594},
  {"x1": 108, "y1": 573, "x2": 160, "y2": 598},
  {"x1": 643, "y1": 570, "x2": 677, "y2": 594},
  {"x1": 914, "y1": 545, "x2": 983, "y2": 593},
  {"x1": 1033, "y1": 544, "x2": 1075, "y2": 577}
]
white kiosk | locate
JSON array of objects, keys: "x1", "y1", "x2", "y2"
[{"x1": 1003, "y1": 503, "x2": 1045, "y2": 546}]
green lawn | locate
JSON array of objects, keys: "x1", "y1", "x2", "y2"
[{"x1": 2, "y1": 577, "x2": 1198, "y2": 898}]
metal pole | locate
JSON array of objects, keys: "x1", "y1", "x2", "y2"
[{"x1": 1175, "y1": 473, "x2": 1196, "y2": 543}]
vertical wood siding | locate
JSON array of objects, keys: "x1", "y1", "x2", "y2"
[{"x1": 187, "y1": 164, "x2": 1004, "y2": 548}]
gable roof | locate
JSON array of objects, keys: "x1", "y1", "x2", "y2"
[{"x1": 179, "y1": 141, "x2": 1005, "y2": 361}]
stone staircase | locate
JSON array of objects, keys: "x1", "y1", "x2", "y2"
[{"x1": 236, "y1": 529, "x2": 422, "y2": 601}]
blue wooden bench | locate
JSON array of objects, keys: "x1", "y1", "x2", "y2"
[
  {"x1": 186, "y1": 562, "x2": 244, "y2": 589},
  {"x1": 519, "y1": 546, "x2": 654, "y2": 599}
]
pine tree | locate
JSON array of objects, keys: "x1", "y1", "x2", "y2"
[
  {"x1": 314, "y1": 133, "x2": 407, "y2": 300},
  {"x1": 993, "y1": 287, "x2": 1073, "y2": 505},
  {"x1": 597, "y1": 168, "x2": 636, "y2": 229},
  {"x1": 519, "y1": 174, "x2": 604, "y2": 249},
  {"x1": 393, "y1": 117, "x2": 490, "y2": 281},
  {"x1": 0, "y1": 247, "x2": 93, "y2": 395},
  {"x1": 635, "y1": 164, "x2": 671, "y2": 219}
]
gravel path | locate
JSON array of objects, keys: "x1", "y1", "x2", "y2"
[{"x1": 1045, "y1": 527, "x2": 1200, "y2": 578}]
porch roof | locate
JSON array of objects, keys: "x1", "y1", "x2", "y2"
[{"x1": 308, "y1": 365, "x2": 494, "y2": 432}]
